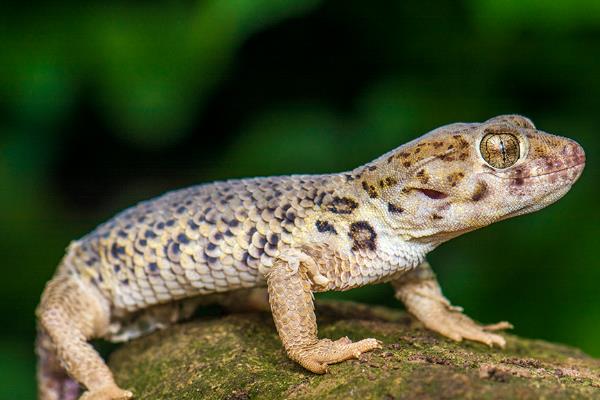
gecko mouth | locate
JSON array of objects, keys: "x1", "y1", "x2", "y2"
[
  {"x1": 494, "y1": 161, "x2": 585, "y2": 182},
  {"x1": 523, "y1": 162, "x2": 585, "y2": 179}
]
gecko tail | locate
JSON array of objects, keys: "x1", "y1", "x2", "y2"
[{"x1": 36, "y1": 328, "x2": 81, "y2": 400}]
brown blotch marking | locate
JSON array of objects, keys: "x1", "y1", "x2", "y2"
[
  {"x1": 417, "y1": 188, "x2": 448, "y2": 199},
  {"x1": 398, "y1": 151, "x2": 411, "y2": 158},
  {"x1": 432, "y1": 214, "x2": 443, "y2": 220},
  {"x1": 514, "y1": 178, "x2": 524, "y2": 186},
  {"x1": 438, "y1": 154, "x2": 455, "y2": 162},
  {"x1": 416, "y1": 169, "x2": 429, "y2": 184},
  {"x1": 459, "y1": 152, "x2": 469, "y2": 161},
  {"x1": 361, "y1": 181, "x2": 379, "y2": 198},
  {"x1": 325, "y1": 196, "x2": 359, "y2": 215},
  {"x1": 433, "y1": 141, "x2": 444, "y2": 149},
  {"x1": 349, "y1": 221, "x2": 377, "y2": 251},
  {"x1": 388, "y1": 203, "x2": 404, "y2": 214},
  {"x1": 315, "y1": 220, "x2": 337, "y2": 234},
  {"x1": 453, "y1": 135, "x2": 469, "y2": 149},
  {"x1": 379, "y1": 177, "x2": 398, "y2": 189},
  {"x1": 471, "y1": 181, "x2": 488, "y2": 201},
  {"x1": 345, "y1": 174, "x2": 354, "y2": 182},
  {"x1": 415, "y1": 147, "x2": 421, "y2": 153},
  {"x1": 447, "y1": 144, "x2": 454, "y2": 150},
  {"x1": 446, "y1": 171, "x2": 465, "y2": 187},
  {"x1": 368, "y1": 165, "x2": 377, "y2": 171},
  {"x1": 403, "y1": 161, "x2": 411, "y2": 168},
  {"x1": 387, "y1": 155, "x2": 395, "y2": 163}
]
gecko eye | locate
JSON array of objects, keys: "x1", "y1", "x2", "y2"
[{"x1": 479, "y1": 132, "x2": 520, "y2": 169}]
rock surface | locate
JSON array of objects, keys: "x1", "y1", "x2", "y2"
[{"x1": 109, "y1": 300, "x2": 600, "y2": 400}]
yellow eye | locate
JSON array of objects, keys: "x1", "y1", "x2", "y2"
[{"x1": 479, "y1": 133, "x2": 520, "y2": 169}]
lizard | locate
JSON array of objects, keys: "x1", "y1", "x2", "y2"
[{"x1": 36, "y1": 115, "x2": 585, "y2": 400}]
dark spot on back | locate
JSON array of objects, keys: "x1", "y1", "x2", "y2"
[
  {"x1": 315, "y1": 220, "x2": 338, "y2": 234},
  {"x1": 269, "y1": 233, "x2": 280, "y2": 245},
  {"x1": 325, "y1": 196, "x2": 359, "y2": 214},
  {"x1": 111, "y1": 243, "x2": 126, "y2": 258},
  {"x1": 177, "y1": 233, "x2": 190, "y2": 244},
  {"x1": 388, "y1": 203, "x2": 404, "y2": 214},
  {"x1": 349, "y1": 221, "x2": 377, "y2": 251}
]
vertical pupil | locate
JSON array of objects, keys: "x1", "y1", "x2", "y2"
[{"x1": 499, "y1": 138, "x2": 506, "y2": 163}]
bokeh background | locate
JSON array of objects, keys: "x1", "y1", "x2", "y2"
[{"x1": 1, "y1": 0, "x2": 599, "y2": 397}]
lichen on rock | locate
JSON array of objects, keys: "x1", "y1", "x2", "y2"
[{"x1": 109, "y1": 300, "x2": 600, "y2": 400}]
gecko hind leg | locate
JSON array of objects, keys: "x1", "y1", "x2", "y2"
[
  {"x1": 267, "y1": 259, "x2": 381, "y2": 374},
  {"x1": 392, "y1": 262, "x2": 512, "y2": 348},
  {"x1": 36, "y1": 329, "x2": 80, "y2": 400},
  {"x1": 36, "y1": 275, "x2": 132, "y2": 400}
]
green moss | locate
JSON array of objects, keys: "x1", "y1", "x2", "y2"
[{"x1": 109, "y1": 300, "x2": 600, "y2": 400}]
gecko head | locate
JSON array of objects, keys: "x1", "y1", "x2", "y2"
[{"x1": 364, "y1": 115, "x2": 585, "y2": 242}]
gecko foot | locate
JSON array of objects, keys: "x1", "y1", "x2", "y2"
[
  {"x1": 422, "y1": 306, "x2": 512, "y2": 348},
  {"x1": 80, "y1": 386, "x2": 133, "y2": 400},
  {"x1": 292, "y1": 337, "x2": 382, "y2": 374},
  {"x1": 399, "y1": 281, "x2": 512, "y2": 348}
]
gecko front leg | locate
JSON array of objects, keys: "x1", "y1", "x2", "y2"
[
  {"x1": 266, "y1": 257, "x2": 381, "y2": 374},
  {"x1": 392, "y1": 261, "x2": 512, "y2": 347}
]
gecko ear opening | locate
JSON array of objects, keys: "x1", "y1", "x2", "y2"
[{"x1": 479, "y1": 131, "x2": 520, "y2": 169}]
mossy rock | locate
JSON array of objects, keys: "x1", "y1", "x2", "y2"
[{"x1": 109, "y1": 300, "x2": 600, "y2": 400}]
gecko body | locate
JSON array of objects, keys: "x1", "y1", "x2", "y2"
[{"x1": 36, "y1": 115, "x2": 585, "y2": 400}]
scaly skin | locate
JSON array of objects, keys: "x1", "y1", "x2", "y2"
[{"x1": 36, "y1": 115, "x2": 585, "y2": 399}]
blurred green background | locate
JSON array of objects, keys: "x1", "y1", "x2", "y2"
[{"x1": 1, "y1": 0, "x2": 599, "y2": 397}]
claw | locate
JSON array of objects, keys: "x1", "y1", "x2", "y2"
[{"x1": 483, "y1": 321, "x2": 513, "y2": 331}]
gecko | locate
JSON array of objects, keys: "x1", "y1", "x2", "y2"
[{"x1": 36, "y1": 115, "x2": 585, "y2": 400}]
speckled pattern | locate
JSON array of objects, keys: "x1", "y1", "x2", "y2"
[
  {"x1": 66, "y1": 175, "x2": 346, "y2": 312},
  {"x1": 36, "y1": 115, "x2": 585, "y2": 400}
]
